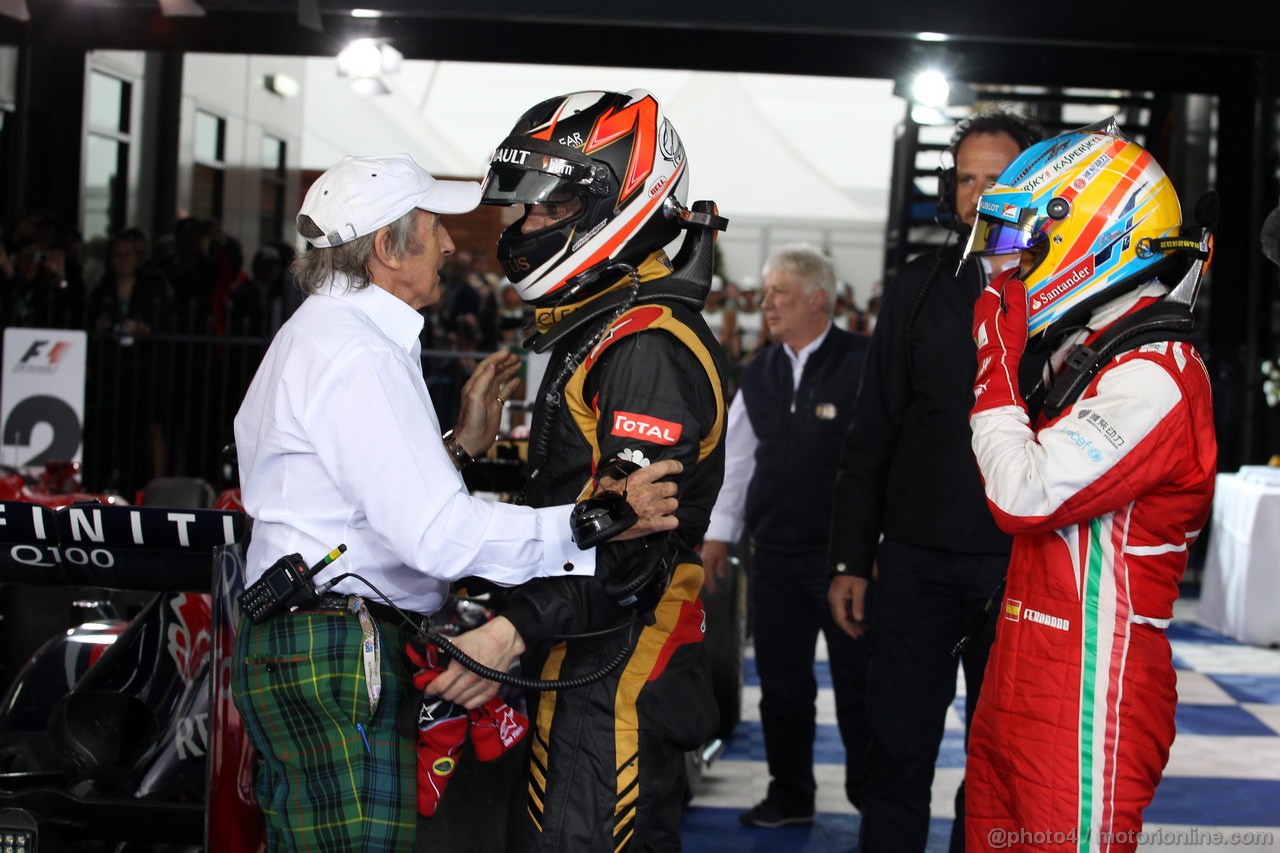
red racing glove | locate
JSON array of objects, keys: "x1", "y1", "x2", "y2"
[
  {"x1": 468, "y1": 696, "x2": 528, "y2": 761},
  {"x1": 403, "y1": 642, "x2": 469, "y2": 817},
  {"x1": 972, "y1": 267, "x2": 1029, "y2": 416}
]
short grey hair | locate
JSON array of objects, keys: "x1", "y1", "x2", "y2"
[
  {"x1": 293, "y1": 208, "x2": 425, "y2": 295},
  {"x1": 761, "y1": 243, "x2": 837, "y2": 314}
]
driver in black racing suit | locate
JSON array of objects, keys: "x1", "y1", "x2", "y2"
[{"x1": 480, "y1": 89, "x2": 728, "y2": 852}]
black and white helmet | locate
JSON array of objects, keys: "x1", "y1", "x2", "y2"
[{"x1": 481, "y1": 89, "x2": 690, "y2": 304}]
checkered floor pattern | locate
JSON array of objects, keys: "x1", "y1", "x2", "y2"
[{"x1": 681, "y1": 596, "x2": 1280, "y2": 852}]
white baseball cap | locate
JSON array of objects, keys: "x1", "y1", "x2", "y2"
[{"x1": 297, "y1": 152, "x2": 482, "y2": 248}]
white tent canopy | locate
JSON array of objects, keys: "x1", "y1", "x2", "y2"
[{"x1": 300, "y1": 59, "x2": 904, "y2": 296}]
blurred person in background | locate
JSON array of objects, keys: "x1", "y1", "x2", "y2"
[
  {"x1": 703, "y1": 244, "x2": 871, "y2": 829},
  {"x1": 827, "y1": 109, "x2": 1043, "y2": 852},
  {"x1": 87, "y1": 233, "x2": 171, "y2": 335}
]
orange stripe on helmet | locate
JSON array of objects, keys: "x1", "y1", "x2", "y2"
[
  {"x1": 1058, "y1": 143, "x2": 1153, "y2": 262},
  {"x1": 542, "y1": 159, "x2": 686, "y2": 296},
  {"x1": 584, "y1": 95, "x2": 658, "y2": 203}
]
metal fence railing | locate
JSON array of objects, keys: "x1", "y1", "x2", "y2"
[{"x1": 79, "y1": 331, "x2": 486, "y2": 500}]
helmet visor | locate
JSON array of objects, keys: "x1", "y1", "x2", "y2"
[
  {"x1": 963, "y1": 205, "x2": 1047, "y2": 259},
  {"x1": 481, "y1": 141, "x2": 614, "y2": 206},
  {"x1": 481, "y1": 165, "x2": 586, "y2": 207}
]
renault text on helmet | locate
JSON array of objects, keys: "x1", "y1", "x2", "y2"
[
  {"x1": 963, "y1": 118, "x2": 1184, "y2": 344},
  {"x1": 480, "y1": 89, "x2": 690, "y2": 304}
]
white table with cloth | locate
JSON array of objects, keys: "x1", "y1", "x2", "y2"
[{"x1": 1197, "y1": 466, "x2": 1280, "y2": 646}]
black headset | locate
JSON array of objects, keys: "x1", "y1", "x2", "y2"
[{"x1": 935, "y1": 111, "x2": 1044, "y2": 230}]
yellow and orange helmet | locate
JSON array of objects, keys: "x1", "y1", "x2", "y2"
[{"x1": 964, "y1": 119, "x2": 1185, "y2": 343}]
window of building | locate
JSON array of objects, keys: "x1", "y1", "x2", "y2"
[
  {"x1": 259, "y1": 135, "x2": 286, "y2": 245},
  {"x1": 83, "y1": 71, "x2": 132, "y2": 241},
  {"x1": 192, "y1": 109, "x2": 226, "y2": 222}
]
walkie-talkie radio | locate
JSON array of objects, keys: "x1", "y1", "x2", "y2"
[{"x1": 238, "y1": 544, "x2": 346, "y2": 624}]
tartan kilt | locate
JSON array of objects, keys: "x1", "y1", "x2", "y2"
[{"x1": 232, "y1": 610, "x2": 418, "y2": 852}]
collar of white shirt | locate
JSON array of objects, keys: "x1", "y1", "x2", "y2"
[
  {"x1": 322, "y1": 273, "x2": 425, "y2": 352},
  {"x1": 783, "y1": 320, "x2": 833, "y2": 372}
]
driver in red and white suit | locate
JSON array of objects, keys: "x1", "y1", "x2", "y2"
[{"x1": 960, "y1": 121, "x2": 1217, "y2": 852}]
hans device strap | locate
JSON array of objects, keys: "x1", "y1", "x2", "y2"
[{"x1": 1041, "y1": 302, "x2": 1196, "y2": 421}]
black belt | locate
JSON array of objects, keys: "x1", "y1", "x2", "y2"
[{"x1": 301, "y1": 592, "x2": 427, "y2": 629}]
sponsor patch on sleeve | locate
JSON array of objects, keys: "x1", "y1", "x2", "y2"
[{"x1": 610, "y1": 410, "x2": 683, "y2": 445}]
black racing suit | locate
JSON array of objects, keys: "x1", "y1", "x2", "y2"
[{"x1": 502, "y1": 256, "x2": 727, "y2": 852}]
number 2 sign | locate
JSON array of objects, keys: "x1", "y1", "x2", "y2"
[{"x1": 1, "y1": 328, "x2": 87, "y2": 469}]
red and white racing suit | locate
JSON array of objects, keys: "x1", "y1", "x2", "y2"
[{"x1": 966, "y1": 333, "x2": 1216, "y2": 852}]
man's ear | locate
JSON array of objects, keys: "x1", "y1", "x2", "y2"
[{"x1": 372, "y1": 226, "x2": 402, "y2": 270}]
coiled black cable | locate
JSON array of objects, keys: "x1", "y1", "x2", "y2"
[{"x1": 316, "y1": 571, "x2": 635, "y2": 691}]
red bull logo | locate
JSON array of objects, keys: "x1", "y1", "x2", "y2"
[{"x1": 167, "y1": 592, "x2": 213, "y2": 685}]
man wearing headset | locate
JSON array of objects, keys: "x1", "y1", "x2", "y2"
[
  {"x1": 827, "y1": 111, "x2": 1043, "y2": 851},
  {"x1": 463, "y1": 89, "x2": 728, "y2": 851}
]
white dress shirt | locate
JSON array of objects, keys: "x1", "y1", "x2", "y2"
[
  {"x1": 234, "y1": 274, "x2": 594, "y2": 616},
  {"x1": 704, "y1": 323, "x2": 832, "y2": 544}
]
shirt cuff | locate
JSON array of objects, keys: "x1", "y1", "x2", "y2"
[
  {"x1": 536, "y1": 504, "x2": 597, "y2": 578},
  {"x1": 704, "y1": 513, "x2": 743, "y2": 544}
]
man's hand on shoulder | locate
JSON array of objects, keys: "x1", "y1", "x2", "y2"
[
  {"x1": 602, "y1": 458, "x2": 683, "y2": 541},
  {"x1": 451, "y1": 350, "x2": 522, "y2": 459},
  {"x1": 426, "y1": 616, "x2": 525, "y2": 710}
]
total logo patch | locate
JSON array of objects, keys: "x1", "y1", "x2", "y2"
[{"x1": 611, "y1": 411, "x2": 682, "y2": 445}]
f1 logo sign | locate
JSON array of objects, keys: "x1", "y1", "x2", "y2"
[
  {"x1": 18, "y1": 340, "x2": 72, "y2": 367},
  {"x1": 3, "y1": 328, "x2": 87, "y2": 467}
]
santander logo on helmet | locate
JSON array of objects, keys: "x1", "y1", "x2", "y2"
[{"x1": 1029, "y1": 257, "x2": 1095, "y2": 312}]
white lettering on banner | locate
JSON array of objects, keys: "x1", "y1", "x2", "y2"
[
  {"x1": 10, "y1": 544, "x2": 56, "y2": 566},
  {"x1": 69, "y1": 508, "x2": 105, "y2": 543},
  {"x1": 168, "y1": 512, "x2": 197, "y2": 547},
  {"x1": 131, "y1": 511, "x2": 145, "y2": 544}
]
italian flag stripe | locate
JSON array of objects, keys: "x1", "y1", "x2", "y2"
[{"x1": 1078, "y1": 517, "x2": 1105, "y2": 852}]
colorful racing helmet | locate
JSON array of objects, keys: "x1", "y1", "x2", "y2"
[
  {"x1": 963, "y1": 118, "x2": 1184, "y2": 343},
  {"x1": 480, "y1": 89, "x2": 689, "y2": 304}
]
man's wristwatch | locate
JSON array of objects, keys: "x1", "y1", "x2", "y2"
[{"x1": 442, "y1": 429, "x2": 474, "y2": 470}]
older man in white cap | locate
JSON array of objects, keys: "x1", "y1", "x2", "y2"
[{"x1": 231, "y1": 153, "x2": 683, "y2": 851}]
